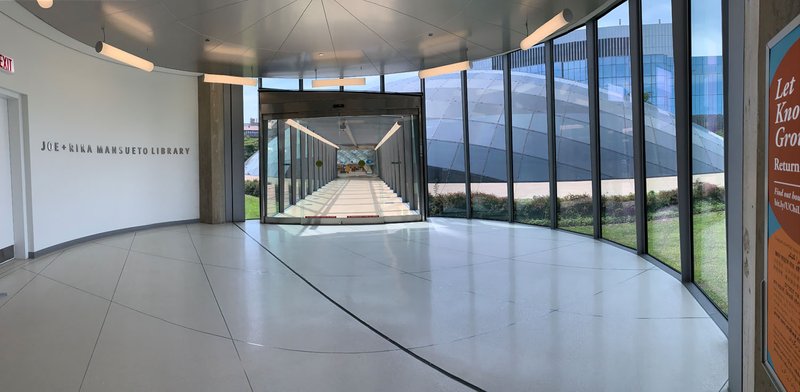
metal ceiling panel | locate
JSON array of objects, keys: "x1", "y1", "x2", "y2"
[
  {"x1": 14, "y1": 0, "x2": 610, "y2": 77},
  {"x1": 175, "y1": 0, "x2": 297, "y2": 41},
  {"x1": 225, "y1": 0, "x2": 315, "y2": 52}
]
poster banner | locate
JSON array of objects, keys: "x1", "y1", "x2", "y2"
[{"x1": 767, "y1": 15, "x2": 800, "y2": 392}]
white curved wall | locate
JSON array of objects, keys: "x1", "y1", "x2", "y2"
[{"x1": 0, "y1": 4, "x2": 199, "y2": 253}]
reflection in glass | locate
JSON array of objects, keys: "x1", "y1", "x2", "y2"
[
  {"x1": 554, "y1": 28, "x2": 593, "y2": 234},
  {"x1": 642, "y1": 0, "x2": 681, "y2": 270},
  {"x1": 598, "y1": 3, "x2": 635, "y2": 248},
  {"x1": 425, "y1": 72, "x2": 467, "y2": 217},
  {"x1": 468, "y1": 57, "x2": 508, "y2": 221},
  {"x1": 691, "y1": 0, "x2": 727, "y2": 314},
  {"x1": 510, "y1": 44, "x2": 550, "y2": 226}
]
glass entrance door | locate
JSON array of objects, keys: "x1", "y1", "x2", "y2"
[{"x1": 260, "y1": 111, "x2": 423, "y2": 225}]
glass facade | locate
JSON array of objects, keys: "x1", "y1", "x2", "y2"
[{"x1": 418, "y1": 0, "x2": 728, "y2": 320}]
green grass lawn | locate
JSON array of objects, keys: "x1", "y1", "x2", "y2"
[
  {"x1": 566, "y1": 211, "x2": 728, "y2": 314},
  {"x1": 245, "y1": 195, "x2": 260, "y2": 220}
]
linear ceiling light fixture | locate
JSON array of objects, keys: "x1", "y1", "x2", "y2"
[
  {"x1": 374, "y1": 122, "x2": 402, "y2": 150},
  {"x1": 520, "y1": 9, "x2": 573, "y2": 50},
  {"x1": 418, "y1": 61, "x2": 471, "y2": 79},
  {"x1": 203, "y1": 74, "x2": 257, "y2": 86},
  {"x1": 95, "y1": 41, "x2": 154, "y2": 72},
  {"x1": 311, "y1": 78, "x2": 366, "y2": 88},
  {"x1": 37, "y1": 0, "x2": 53, "y2": 8},
  {"x1": 285, "y1": 119, "x2": 339, "y2": 149}
]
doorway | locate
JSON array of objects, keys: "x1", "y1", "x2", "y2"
[
  {"x1": 0, "y1": 88, "x2": 30, "y2": 262},
  {"x1": 258, "y1": 91, "x2": 425, "y2": 225}
]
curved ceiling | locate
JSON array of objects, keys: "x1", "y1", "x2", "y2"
[{"x1": 16, "y1": 0, "x2": 608, "y2": 78}]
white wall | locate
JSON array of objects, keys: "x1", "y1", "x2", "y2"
[
  {"x1": 0, "y1": 97, "x2": 13, "y2": 251},
  {"x1": 0, "y1": 5, "x2": 199, "y2": 252}
]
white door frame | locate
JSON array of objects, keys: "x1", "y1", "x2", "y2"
[{"x1": 0, "y1": 86, "x2": 33, "y2": 259}]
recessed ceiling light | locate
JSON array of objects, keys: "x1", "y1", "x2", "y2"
[
  {"x1": 318, "y1": 53, "x2": 325, "y2": 57},
  {"x1": 37, "y1": 0, "x2": 53, "y2": 8}
]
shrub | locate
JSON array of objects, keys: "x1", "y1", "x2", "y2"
[
  {"x1": 244, "y1": 179, "x2": 260, "y2": 197},
  {"x1": 426, "y1": 182, "x2": 726, "y2": 222},
  {"x1": 428, "y1": 192, "x2": 468, "y2": 216}
]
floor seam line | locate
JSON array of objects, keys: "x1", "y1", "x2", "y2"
[
  {"x1": 29, "y1": 258, "x2": 238, "y2": 341},
  {"x1": 0, "y1": 249, "x2": 66, "y2": 312},
  {"x1": 236, "y1": 224, "x2": 486, "y2": 392},
  {"x1": 187, "y1": 229, "x2": 256, "y2": 392},
  {"x1": 78, "y1": 231, "x2": 135, "y2": 392}
]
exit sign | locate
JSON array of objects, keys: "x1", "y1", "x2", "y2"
[{"x1": 0, "y1": 53, "x2": 14, "y2": 74}]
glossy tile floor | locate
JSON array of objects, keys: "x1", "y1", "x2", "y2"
[
  {"x1": 280, "y1": 175, "x2": 415, "y2": 218},
  {"x1": 0, "y1": 219, "x2": 728, "y2": 391}
]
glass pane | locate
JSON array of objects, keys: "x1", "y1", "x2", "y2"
[
  {"x1": 243, "y1": 81, "x2": 261, "y2": 220},
  {"x1": 511, "y1": 44, "x2": 550, "y2": 226},
  {"x1": 691, "y1": 0, "x2": 727, "y2": 314},
  {"x1": 344, "y1": 75, "x2": 381, "y2": 92},
  {"x1": 261, "y1": 77, "x2": 300, "y2": 90},
  {"x1": 282, "y1": 125, "x2": 292, "y2": 209},
  {"x1": 642, "y1": 0, "x2": 681, "y2": 270},
  {"x1": 294, "y1": 129, "x2": 302, "y2": 203},
  {"x1": 425, "y1": 72, "x2": 467, "y2": 217},
  {"x1": 598, "y1": 3, "x2": 635, "y2": 248},
  {"x1": 554, "y1": 27, "x2": 593, "y2": 234},
  {"x1": 468, "y1": 57, "x2": 508, "y2": 221},
  {"x1": 385, "y1": 71, "x2": 421, "y2": 93},
  {"x1": 264, "y1": 119, "x2": 279, "y2": 217}
]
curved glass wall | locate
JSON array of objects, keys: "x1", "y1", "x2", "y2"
[{"x1": 415, "y1": 0, "x2": 727, "y2": 321}]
